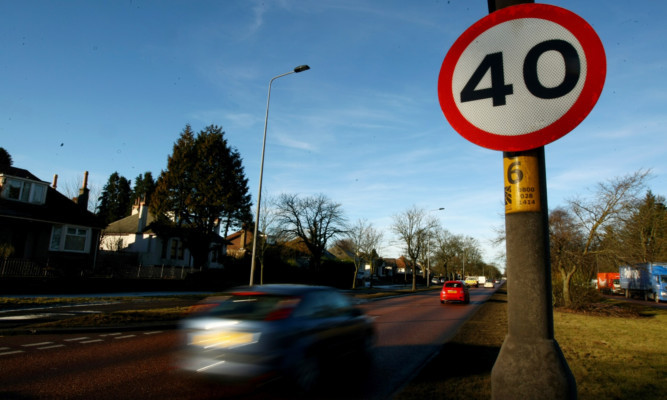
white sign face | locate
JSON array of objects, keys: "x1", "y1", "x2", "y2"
[{"x1": 438, "y1": 4, "x2": 606, "y2": 152}]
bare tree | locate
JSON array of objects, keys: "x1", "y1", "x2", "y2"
[
  {"x1": 549, "y1": 207, "x2": 586, "y2": 307},
  {"x1": 559, "y1": 169, "x2": 651, "y2": 306},
  {"x1": 276, "y1": 193, "x2": 347, "y2": 271},
  {"x1": 62, "y1": 175, "x2": 101, "y2": 213},
  {"x1": 256, "y1": 195, "x2": 285, "y2": 285},
  {"x1": 347, "y1": 219, "x2": 384, "y2": 289},
  {"x1": 392, "y1": 206, "x2": 438, "y2": 291},
  {"x1": 431, "y1": 229, "x2": 462, "y2": 280}
]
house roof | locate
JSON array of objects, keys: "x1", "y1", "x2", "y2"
[
  {"x1": 0, "y1": 166, "x2": 47, "y2": 183},
  {"x1": 328, "y1": 244, "x2": 355, "y2": 260},
  {"x1": 0, "y1": 185, "x2": 104, "y2": 228},
  {"x1": 103, "y1": 211, "x2": 157, "y2": 234}
]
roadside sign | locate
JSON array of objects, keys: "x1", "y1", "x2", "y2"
[
  {"x1": 504, "y1": 152, "x2": 540, "y2": 213},
  {"x1": 438, "y1": 3, "x2": 606, "y2": 151}
]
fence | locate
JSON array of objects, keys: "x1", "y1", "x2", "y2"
[
  {"x1": 0, "y1": 257, "x2": 200, "y2": 280},
  {"x1": 0, "y1": 258, "x2": 57, "y2": 278},
  {"x1": 106, "y1": 264, "x2": 201, "y2": 280}
]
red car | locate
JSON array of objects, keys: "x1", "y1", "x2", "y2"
[{"x1": 440, "y1": 280, "x2": 470, "y2": 304}]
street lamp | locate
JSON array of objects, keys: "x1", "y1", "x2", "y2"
[
  {"x1": 249, "y1": 65, "x2": 310, "y2": 286},
  {"x1": 427, "y1": 208, "x2": 445, "y2": 287}
]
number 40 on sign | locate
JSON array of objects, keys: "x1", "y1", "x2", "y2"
[{"x1": 438, "y1": 3, "x2": 606, "y2": 152}]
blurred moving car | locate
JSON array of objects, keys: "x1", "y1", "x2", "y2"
[
  {"x1": 440, "y1": 280, "x2": 470, "y2": 304},
  {"x1": 178, "y1": 284, "x2": 375, "y2": 393},
  {"x1": 484, "y1": 280, "x2": 494, "y2": 288},
  {"x1": 464, "y1": 276, "x2": 479, "y2": 288}
]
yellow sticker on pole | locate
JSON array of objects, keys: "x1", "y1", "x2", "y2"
[{"x1": 504, "y1": 153, "x2": 540, "y2": 213}]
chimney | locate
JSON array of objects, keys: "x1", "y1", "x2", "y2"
[
  {"x1": 76, "y1": 171, "x2": 90, "y2": 210},
  {"x1": 52, "y1": 174, "x2": 58, "y2": 189},
  {"x1": 136, "y1": 194, "x2": 148, "y2": 232}
]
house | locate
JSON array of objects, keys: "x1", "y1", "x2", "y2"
[
  {"x1": 100, "y1": 198, "x2": 225, "y2": 269},
  {"x1": 0, "y1": 168, "x2": 104, "y2": 276},
  {"x1": 225, "y1": 228, "x2": 254, "y2": 259}
]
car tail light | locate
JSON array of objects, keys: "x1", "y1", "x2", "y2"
[
  {"x1": 264, "y1": 298, "x2": 300, "y2": 321},
  {"x1": 265, "y1": 307, "x2": 294, "y2": 321}
]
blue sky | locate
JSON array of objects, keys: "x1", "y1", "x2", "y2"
[{"x1": 2, "y1": 0, "x2": 666, "y2": 265}]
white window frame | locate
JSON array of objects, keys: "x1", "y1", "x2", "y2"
[
  {"x1": 50, "y1": 225, "x2": 91, "y2": 253},
  {"x1": 169, "y1": 238, "x2": 185, "y2": 260},
  {"x1": 1, "y1": 177, "x2": 47, "y2": 205}
]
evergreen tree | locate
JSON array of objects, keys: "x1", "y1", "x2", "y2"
[
  {"x1": 97, "y1": 172, "x2": 132, "y2": 225},
  {"x1": 150, "y1": 124, "x2": 252, "y2": 268},
  {"x1": 618, "y1": 191, "x2": 667, "y2": 263},
  {"x1": 131, "y1": 172, "x2": 156, "y2": 206},
  {"x1": 0, "y1": 147, "x2": 12, "y2": 171}
]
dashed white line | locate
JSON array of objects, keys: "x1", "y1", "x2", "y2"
[
  {"x1": 144, "y1": 331, "x2": 163, "y2": 335},
  {"x1": 114, "y1": 335, "x2": 136, "y2": 340},
  {"x1": 65, "y1": 337, "x2": 90, "y2": 342},
  {"x1": 80, "y1": 339, "x2": 104, "y2": 344},
  {"x1": 38, "y1": 344, "x2": 66, "y2": 350},
  {"x1": 0, "y1": 350, "x2": 24, "y2": 356},
  {"x1": 22, "y1": 342, "x2": 53, "y2": 347}
]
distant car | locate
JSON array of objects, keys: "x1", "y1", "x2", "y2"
[
  {"x1": 464, "y1": 276, "x2": 479, "y2": 288},
  {"x1": 484, "y1": 281, "x2": 494, "y2": 288},
  {"x1": 440, "y1": 280, "x2": 470, "y2": 304},
  {"x1": 178, "y1": 284, "x2": 376, "y2": 393}
]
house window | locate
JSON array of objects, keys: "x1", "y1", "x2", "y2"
[
  {"x1": 50, "y1": 225, "x2": 90, "y2": 253},
  {"x1": 170, "y1": 239, "x2": 184, "y2": 260},
  {"x1": 2, "y1": 178, "x2": 47, "y2": 204}
]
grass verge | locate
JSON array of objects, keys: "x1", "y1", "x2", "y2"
[{"x1": 395, "y1": 288, "x2": 667, "y2": 400}]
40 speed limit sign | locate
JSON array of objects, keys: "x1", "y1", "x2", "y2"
[{"x1": 438, "y1": 3, "x2": 606, "y2": 151}]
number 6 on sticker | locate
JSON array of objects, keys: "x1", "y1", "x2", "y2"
[{"x1": 504, "y1": 154, "x2": 540, "y2": 214}]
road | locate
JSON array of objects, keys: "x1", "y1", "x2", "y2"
[{"x1": 0, "y1": 287, "x2": 498, "y2": 400}]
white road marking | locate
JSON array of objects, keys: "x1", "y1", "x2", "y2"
[
  {"x1": 38, "y1": 344, "x2": 66, "y2": 350},
  {"x1": 65, "y1": 337, "x2": 90, "y2": 342},
  {"x1": 114, "y1": 335, "x2": 136, "y2": 340},
  {"x1": 22, "y1": 342, "x2": 53, "y2": 347},
  {"x1": 0, "y1": 350, "x2": 24, "y2": 356},
  {"x1": 144, "y1": 331, "x2": 163, "y2": 335},
  {"x1": 80, "y1": 339, "x2": 104, "y2": 344}
]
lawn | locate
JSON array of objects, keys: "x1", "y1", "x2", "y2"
[{"x1": 395, "y1": 288, "x2": 667, "y2": 400}]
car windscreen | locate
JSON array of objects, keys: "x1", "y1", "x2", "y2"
[
  {"x1": 445, "y1": 282, "x2": 462, "y2": 288},
  {"x1": 204, "y1": 294, "x2": 301, "y2": 321}
]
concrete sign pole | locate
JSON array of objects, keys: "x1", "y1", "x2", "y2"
[
  {"x1": 438, "y1": 1, "x2": 604, "y2": 395},
  {"x1": 488, "y1": 1, "x2": 576, "y2": 399}
]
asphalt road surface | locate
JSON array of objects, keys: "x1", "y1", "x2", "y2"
[{"x1": 0, "y1": 287, "x2": 498, "y2": 400}]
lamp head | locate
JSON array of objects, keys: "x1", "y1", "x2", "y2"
[{"x1": 294, "y1": 65, "x2": 310, "y2": 73}]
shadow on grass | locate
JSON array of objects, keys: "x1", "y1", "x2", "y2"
[{"x1": 414, "y1": 342, "x2": 500, "y2": 381}]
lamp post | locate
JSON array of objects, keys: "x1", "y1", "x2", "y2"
[
  {"x1": 427, "y1": 207, "x2": 445, "y2": 287},
  {"x1": 249, "y1": 65, "x2": 310, "y2": 286}
]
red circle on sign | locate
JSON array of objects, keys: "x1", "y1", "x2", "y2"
[{"x1": 438, "y1": 4, "x2": 606, "y2": 152}]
